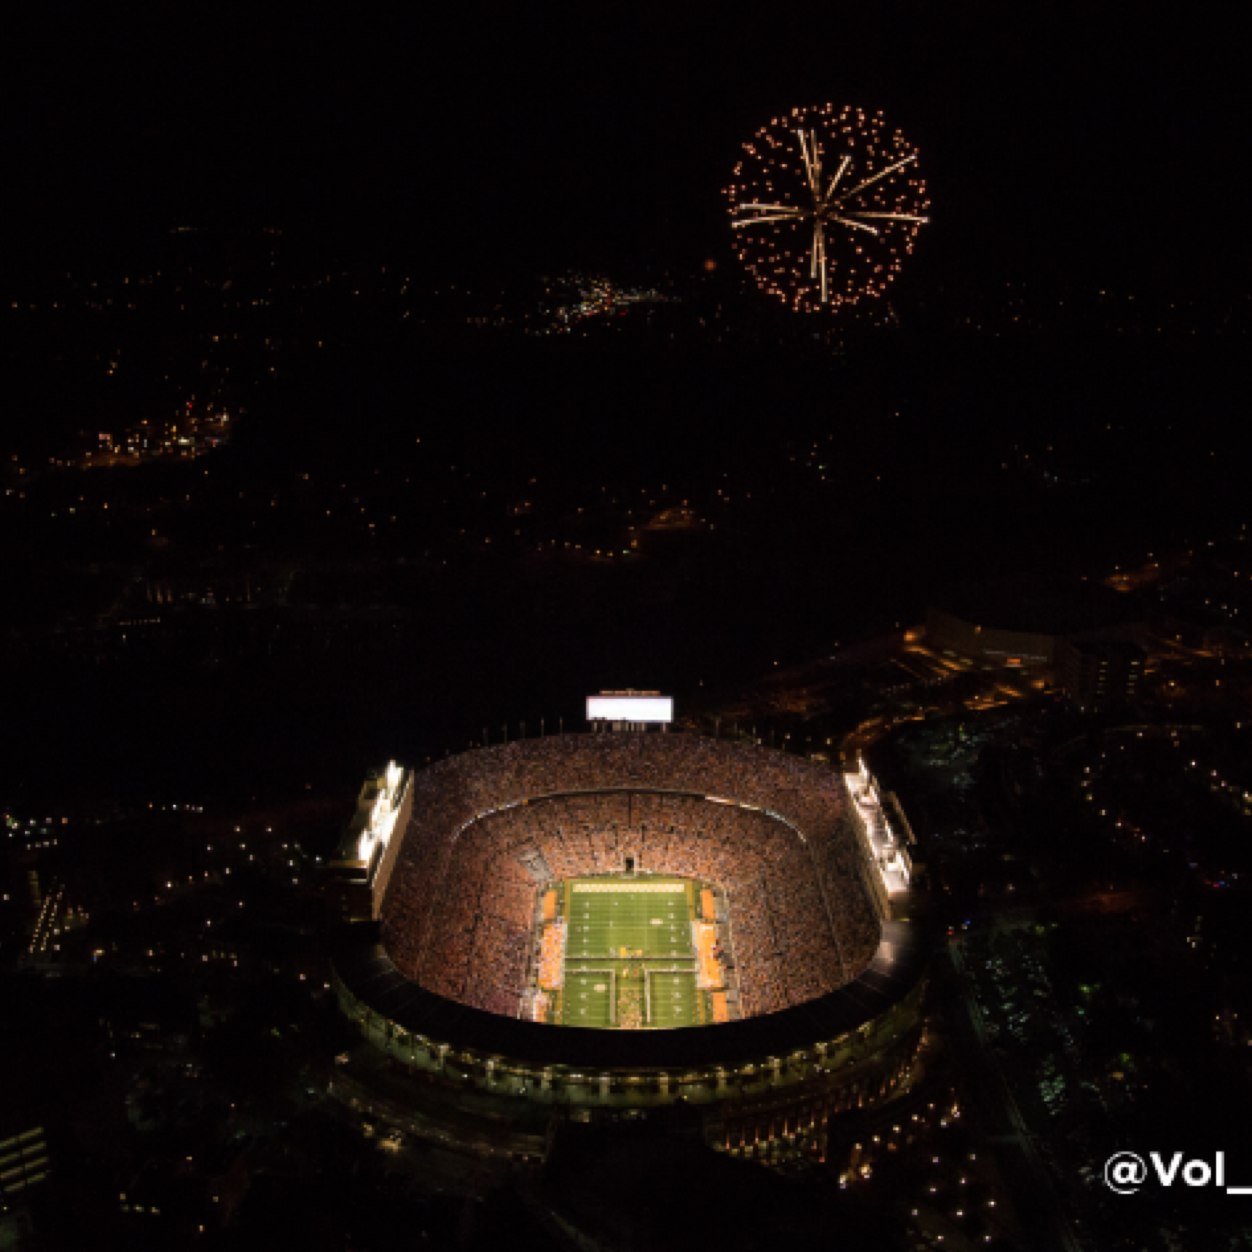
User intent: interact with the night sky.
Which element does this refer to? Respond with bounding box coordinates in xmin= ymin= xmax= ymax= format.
xmin=3 ymin=3 xmax=1248 ymax=289
xmin=4 ymin=17 xmax=1252 ymax=1246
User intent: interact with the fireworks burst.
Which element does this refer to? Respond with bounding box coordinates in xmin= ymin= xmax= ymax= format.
xmin=726 ymin=104 xmax=929 ymax=312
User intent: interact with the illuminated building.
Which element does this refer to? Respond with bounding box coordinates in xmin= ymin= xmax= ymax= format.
xmin=926 ymin=606 xmax=1056 ymax=667
xmin=927 ymin=583 xmax=1143 ymax=670
xmin=1055 ymin=637 xmax=1146 ymax=712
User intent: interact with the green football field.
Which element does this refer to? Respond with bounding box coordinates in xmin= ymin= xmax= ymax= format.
xmin=552 ymin=876 xmax=710 ymax=1029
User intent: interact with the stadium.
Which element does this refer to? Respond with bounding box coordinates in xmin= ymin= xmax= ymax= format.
xmin=329 ymin=696 xmax=929 ymax=1161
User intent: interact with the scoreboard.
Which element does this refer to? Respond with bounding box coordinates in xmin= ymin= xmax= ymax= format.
xmin=586 ymin=691 xmax=674 ymax=724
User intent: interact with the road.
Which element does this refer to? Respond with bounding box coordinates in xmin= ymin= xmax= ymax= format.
xmin=939 ymin=942 xmax=1086 ymax=1252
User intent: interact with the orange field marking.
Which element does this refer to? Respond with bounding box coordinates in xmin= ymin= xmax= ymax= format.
xmin=695 ymin=921 xmax=722 ymax=989
xmin=538 ymin=922 xmax=565 ymax=990
xmin=700 ymin=888 xmax=716 ymax=922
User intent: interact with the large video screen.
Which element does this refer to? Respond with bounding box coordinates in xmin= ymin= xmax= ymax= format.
xmin=586 ymin=695 xmax=674 ymax=723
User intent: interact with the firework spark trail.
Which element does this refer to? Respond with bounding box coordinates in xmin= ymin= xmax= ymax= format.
xmin=726 ymin=104 xmax=929 ymax=311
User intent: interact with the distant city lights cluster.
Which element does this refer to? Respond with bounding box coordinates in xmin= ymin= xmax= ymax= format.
xmin=533 ymin=271 xmax=669 ymax=335
xmin=85 ymin=401 xmax=232 ymax=469
xmin=726 ymin=104 xmax=929 ymax=312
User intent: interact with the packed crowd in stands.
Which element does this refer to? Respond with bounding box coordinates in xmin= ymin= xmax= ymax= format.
xmin=380 ymin=733 xmax=882 ymax=1021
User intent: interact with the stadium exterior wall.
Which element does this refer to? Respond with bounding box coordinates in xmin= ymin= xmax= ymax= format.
xmin=331 ymin=954 xmax=924 ymax=1114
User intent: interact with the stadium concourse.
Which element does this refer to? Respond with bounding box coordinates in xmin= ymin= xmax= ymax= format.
xmin=330 ymin=730 xmax=929 ymax=1163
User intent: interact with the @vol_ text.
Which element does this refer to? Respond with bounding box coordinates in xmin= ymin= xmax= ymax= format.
xmin=1104 ymin=1151 xmax=1252 ymax=1196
